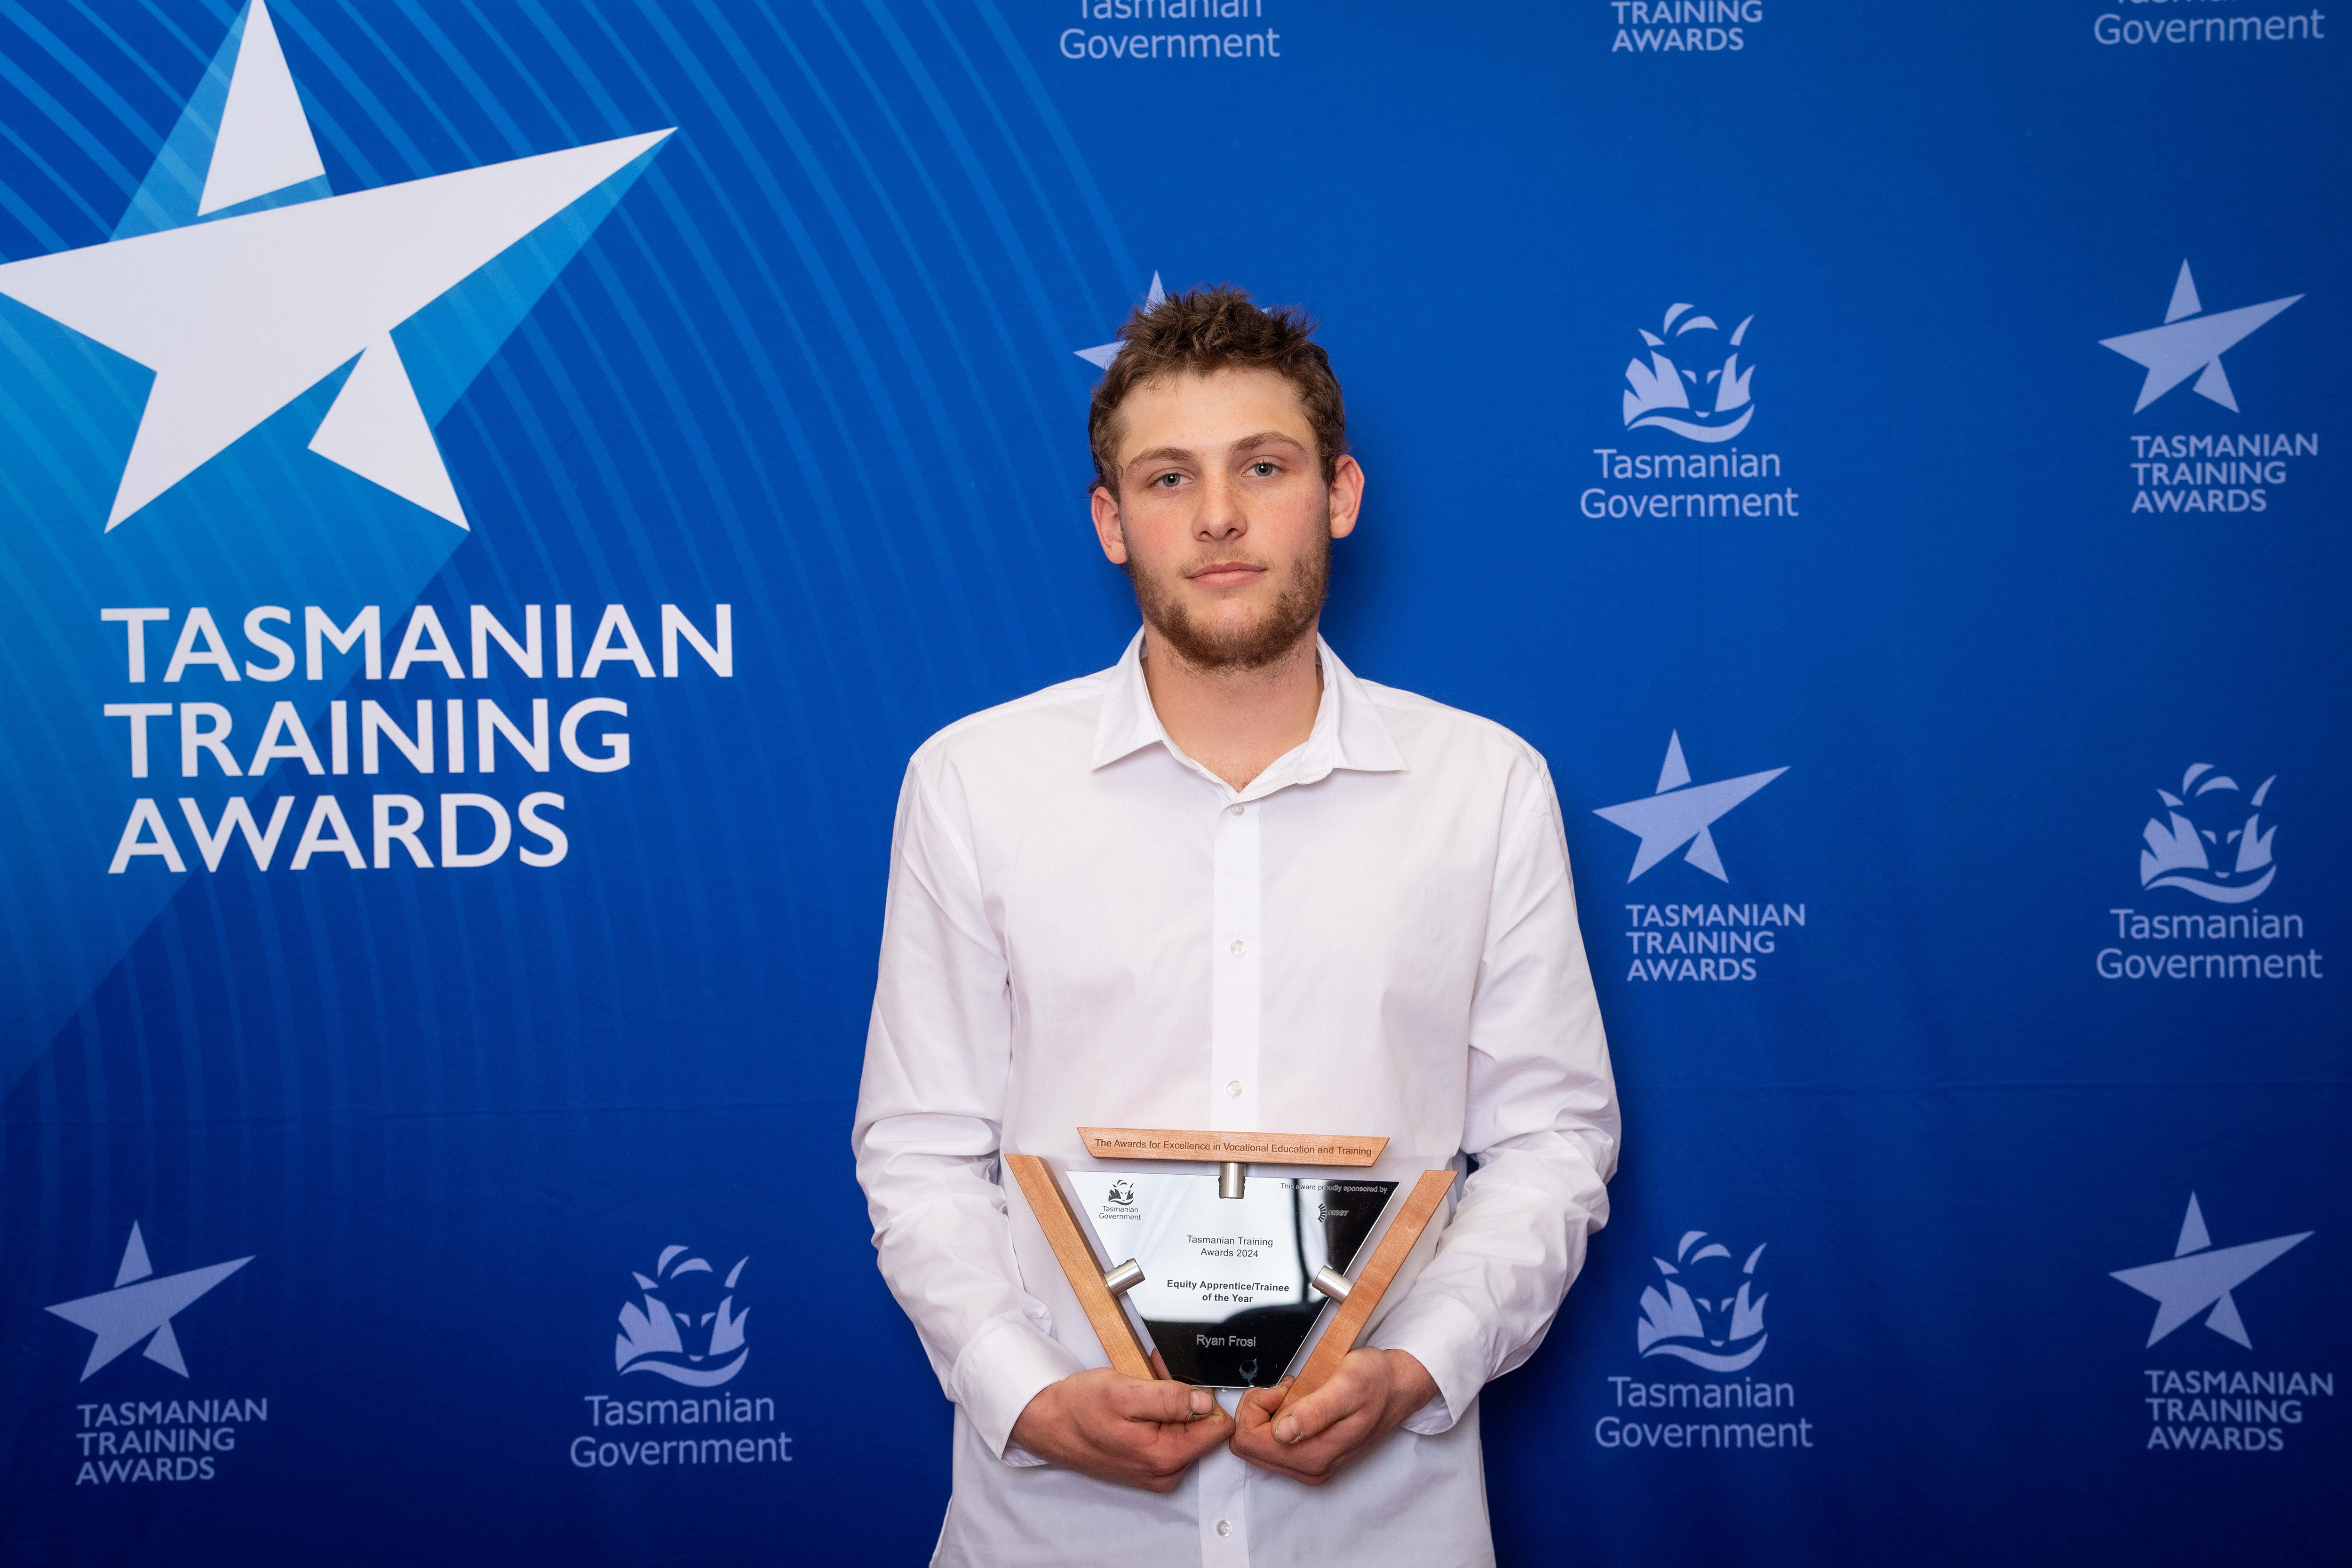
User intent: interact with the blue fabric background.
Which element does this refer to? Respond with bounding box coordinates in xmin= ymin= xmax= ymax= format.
xmin=0 ymin=1 xmax=2342 ymax=1561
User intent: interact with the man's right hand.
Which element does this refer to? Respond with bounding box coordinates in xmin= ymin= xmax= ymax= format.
xmin=1008 ymin=1368 xmax=1233 ymax=1492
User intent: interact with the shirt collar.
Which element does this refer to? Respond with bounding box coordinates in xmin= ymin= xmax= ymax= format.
xmin=1089 ymin=628 xmax=1408 ymax=785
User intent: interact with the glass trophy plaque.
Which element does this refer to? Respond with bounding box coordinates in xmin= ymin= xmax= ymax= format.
xmin=1063 ymin=1171 xmax=1398 ymax=1388
xmin=1005 ymin=1129 xmax=1457 ymax=1404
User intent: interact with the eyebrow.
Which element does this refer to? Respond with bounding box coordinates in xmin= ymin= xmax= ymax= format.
xmin=1121 ymin=431 xmax=1308 ymax=472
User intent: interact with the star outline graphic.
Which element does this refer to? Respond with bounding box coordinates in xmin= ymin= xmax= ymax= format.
xmin=44 ymin=1222 xmax=254 ymax=1382
xmin=2098 ymin=261 xmax=2301 ymax=416
xmin=1593 ymin=731 xmax=1788 ymax=884
xmin=2109 ymin=1193 xmax=2312 ymax=1351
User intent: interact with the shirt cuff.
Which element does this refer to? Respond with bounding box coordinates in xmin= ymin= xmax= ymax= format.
xmin=1368 ymin=1292 xmax=1490 ymax=1436
xmin=951 ymin=1311 xmax=1088 ymax=1462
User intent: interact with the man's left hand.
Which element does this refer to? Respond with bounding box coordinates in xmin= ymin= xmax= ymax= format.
xmin=1228 ymin=1348 xmax=1438 ymax=1486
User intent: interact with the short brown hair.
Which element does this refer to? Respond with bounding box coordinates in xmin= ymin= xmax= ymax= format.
xmin=1087 ymin=284 xmax=1347 ymax=494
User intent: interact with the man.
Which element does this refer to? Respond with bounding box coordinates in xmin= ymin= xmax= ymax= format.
xmin=853 ymin=287 xmax=1618 ymax=1566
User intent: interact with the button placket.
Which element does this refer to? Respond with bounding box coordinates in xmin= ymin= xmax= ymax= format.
xmin=1195 ymin=1415 xmax=1250 ymax=1563
xmin=1209 ymin=795 xmax=1261 ymax=1131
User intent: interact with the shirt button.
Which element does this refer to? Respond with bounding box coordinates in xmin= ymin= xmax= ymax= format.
xmin=1225 ymin=1080 xmax=1243 ymax=1097
xmin=1216 ymin=1520 xmax=1233 ymax=1537
xmin=1227 ymin=804 xmax=1244 ymax=816
xmin=1230 ymin=939 xmax=1246 ymax=957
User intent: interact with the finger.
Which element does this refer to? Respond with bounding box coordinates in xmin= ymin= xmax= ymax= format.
xmin=1232 ymin=1385 xmax=1285 ymax=1425
xmin=1168 ymin=1403 xmax=1236 ymax=1461
xmin=1232 ymin=1400 xmax=1351 ymax=1464
xmin=1130 ymin=1420 xmax=1232 ymax=1492
xmin=1112 ymin=1376 xmax=1216 ymax=1425
xmin=1227 ymin=1417 xmax=1289 ymax=1471
xmin=1125 ymin=1399 xmax=1231 ymax=1466
xmin=1228 ymin=1427 xmax=1334 ymax=1485
xmin=1242 ymin=1410 xmax=1379 ymax=1485
xmin=1273 ymin=1376 xmax=1366 ymax=1446
xmin=1237 ymin=1451 xmax=1326 ymax=1486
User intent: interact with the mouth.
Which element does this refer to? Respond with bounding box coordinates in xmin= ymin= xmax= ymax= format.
xmin=1184 ymin=560 xmax=1267 ymax=589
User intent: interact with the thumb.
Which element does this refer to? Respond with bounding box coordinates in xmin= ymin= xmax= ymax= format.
xmin=1126 ymin=1378 xmax=1219 ymax=1424
xmin=1272 ymin=1380 xmax=1349 ymax=1445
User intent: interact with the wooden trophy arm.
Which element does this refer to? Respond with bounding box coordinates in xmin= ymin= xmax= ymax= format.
xmin=1279 ymin=1167 xmax=1457 ymax=1409
xmin=1003 ymin=1154 xmax=1158 ymax=1382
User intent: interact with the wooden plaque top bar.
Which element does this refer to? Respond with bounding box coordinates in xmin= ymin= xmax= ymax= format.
xmin=1076 ymin=1127 xmax=1389 ymax=1167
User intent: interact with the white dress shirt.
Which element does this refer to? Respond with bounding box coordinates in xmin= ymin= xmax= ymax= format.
xmin=853 ymin=631 xmax=1619 ymax=1568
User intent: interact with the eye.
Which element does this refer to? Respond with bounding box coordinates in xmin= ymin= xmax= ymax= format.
xmin=1152 ymin=470 xmax=1185 ymax=488
xmin=1246 ymin=460 xmax=1278 ymax=477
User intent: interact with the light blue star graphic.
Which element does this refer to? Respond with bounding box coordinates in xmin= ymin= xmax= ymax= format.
xmin=1593 ymin=732 xmax=1787 ymax=883
xmin=2109 ymin=1194 xmax=2311 ymax=1349
xmin=2098 ymin=262 xmax=2301 ymax=414
xmin=1076 ymin=272 xmax=1166 ymax=368
xmin=0 ymin=0 xmax=670 ymax=532
xmin=0 ymin=0 xmax=677 ymax=1099
xmin=45 ymin=1223 xmax=253 ymax=1381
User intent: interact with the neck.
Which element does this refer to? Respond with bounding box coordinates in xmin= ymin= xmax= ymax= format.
xmin=1139 ymin=624 xmax=1324 ymax=792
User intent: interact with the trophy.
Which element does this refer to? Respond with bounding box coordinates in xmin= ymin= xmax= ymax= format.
xmin=1007 ymin=1129 xmax=1454 ymax=1403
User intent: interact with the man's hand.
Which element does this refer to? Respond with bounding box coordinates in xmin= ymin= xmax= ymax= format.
xmin=1009 ymin=1368 xmax=1234 ymax=1492
xmin=1228 ymin=1348 xmax=1438 ymax=1487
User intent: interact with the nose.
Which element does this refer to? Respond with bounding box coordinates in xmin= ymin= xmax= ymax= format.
xmin=1193 ymin=467 xmax=1246 ymax=542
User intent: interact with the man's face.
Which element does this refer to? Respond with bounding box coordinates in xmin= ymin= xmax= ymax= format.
xmin=1091 ymin=367 xmax=1362 ymax=671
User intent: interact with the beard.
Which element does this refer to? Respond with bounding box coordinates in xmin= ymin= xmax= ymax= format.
xmin=1127 ymin=529 xmax=1331 ymax=673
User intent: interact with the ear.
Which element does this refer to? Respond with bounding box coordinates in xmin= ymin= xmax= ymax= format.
xmin=1090 ymin=484 xmax=1129 ymax=565
xmin=1327 ymin=454 xmax=1364 ymax=541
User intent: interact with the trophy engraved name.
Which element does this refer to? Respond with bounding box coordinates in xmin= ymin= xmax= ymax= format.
xmin=1007 ymin=1129 xmax=1455 ymax=1403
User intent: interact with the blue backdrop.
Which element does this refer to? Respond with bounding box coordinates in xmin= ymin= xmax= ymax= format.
xmin=0 ymin=1 xmax=2343 ymax=1563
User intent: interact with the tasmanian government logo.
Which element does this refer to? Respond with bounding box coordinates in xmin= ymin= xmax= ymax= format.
xmin=616 ymin=1245 xmax=750 ymax=1386
xmin=1623 ymin=303 xmax=1756 ymax=442
xmin=1597 ymin=732 xmax=1804 ymax=982
xmin=2139 ymin=763 xmax=2275 ymax=903
xmin=1638 ymin=1230 xmax=1769 ymax=1370
xmin=2099 ymin=263 xmax=2317 ymax=517
xmin=576 ymin=1242 xmax=794 ymax=1475
xmin=44 ymin=1222 xmax=267 ymax=1486
xmin=2108 ymin=1194 xmax=2329 ymax=1453
xmin=0 ymin=0 xmax=670 ymax=533
xmin=1597 ymin=1225 xmax=1811 ymax=1452
xmin=2098 ymin=762 xmax=2321 ymax=982
xmin=1587 ymin=303 xmax=1796 ymax=521
xmin=1095 ymin=1175 xmax=1143 ymax=1222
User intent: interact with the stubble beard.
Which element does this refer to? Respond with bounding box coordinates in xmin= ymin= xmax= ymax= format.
xmin=1127 ymin=528 xmax=1332 ymax=674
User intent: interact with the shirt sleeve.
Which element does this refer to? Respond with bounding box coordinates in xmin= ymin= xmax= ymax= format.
xmin=851 ymin=751 xmax=1083 ymax=1462
xmin=1368 ymin=755 xmax=1621 ymax=1432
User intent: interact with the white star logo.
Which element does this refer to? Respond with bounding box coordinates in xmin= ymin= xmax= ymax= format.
xmin=1075 ymin=272 xmax=1165 ymax=368
xmin=2109 ymin=1194 xmax=2311 ymax=1349
xmin=45 ymin=1222 xmax=252 ymax=1381
xmin=2098 ymin=261 xmax=2301 ymax=415
xmin=1593 ymin=732 xmax=1786 ymax=883
xmin=0 ymin=0 xmax=670 ymax=532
